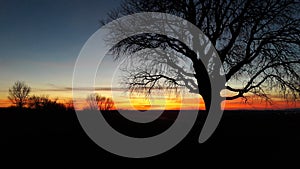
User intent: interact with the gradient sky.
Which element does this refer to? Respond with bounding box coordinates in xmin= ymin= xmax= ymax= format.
xmin=0 ymin=0 xmax=298 ymax=110
xmin=0 ymin=0 xmax=121 ymax=104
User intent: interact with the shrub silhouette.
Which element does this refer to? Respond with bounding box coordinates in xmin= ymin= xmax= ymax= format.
xmin=29 ymin=95 xmax=66 ymax=111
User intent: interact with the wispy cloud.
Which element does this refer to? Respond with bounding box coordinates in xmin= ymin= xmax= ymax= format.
xmin=34 ymin=83 xmax=126 ymax=92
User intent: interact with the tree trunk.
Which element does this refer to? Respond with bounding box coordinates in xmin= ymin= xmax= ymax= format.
xmin=192 ymin=84 xmax=212 ymax=140
xmin=182 ymin=59 xmax=213 ymax=143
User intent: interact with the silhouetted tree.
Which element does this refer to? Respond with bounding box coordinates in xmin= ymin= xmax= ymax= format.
xmin=86 ymin=93 xmax=100 ymax=110
xmin=105 ymin=0 xmax=300 ymax=111
xmin=86 ymin=93 xmax=114 ymax=110
xmin=8 ymin=81 xmax=31 ymax=108
xmin=100 ymin=97 xmax=114 ymax=111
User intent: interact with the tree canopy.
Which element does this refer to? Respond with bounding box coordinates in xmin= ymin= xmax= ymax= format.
xmin=104 ymin=0 xmax=300 ymax=110
xmin=8 ymin=81 xmax=31 ymax=108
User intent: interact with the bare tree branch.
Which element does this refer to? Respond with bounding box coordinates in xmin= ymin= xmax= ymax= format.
xmin=103 ymin=0 xmax=300 ymax=109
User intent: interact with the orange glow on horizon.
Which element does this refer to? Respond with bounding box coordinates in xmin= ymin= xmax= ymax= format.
xmin=1 ymin=82 xmax=298 ymax=110
xmin=0 ymin=95 xmax=299 ymax=110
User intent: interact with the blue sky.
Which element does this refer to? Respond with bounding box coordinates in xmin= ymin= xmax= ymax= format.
xmin=0 ymin=0 xmax=121 ymax=99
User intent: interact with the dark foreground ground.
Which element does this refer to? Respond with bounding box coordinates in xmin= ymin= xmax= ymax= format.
xmin=0 ymin=108 xmax=299 ymax=167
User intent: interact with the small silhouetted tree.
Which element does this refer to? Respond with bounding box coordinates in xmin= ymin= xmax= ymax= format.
xmin=86 ymin=93 xmax=114 ymax=110
xmin=86 ymin=93 xmax=100 ymax=110
xmin=8 ymin=81 xmax=31 ymax=108
xmin=100 ymin=97 xmax=114 ymax=111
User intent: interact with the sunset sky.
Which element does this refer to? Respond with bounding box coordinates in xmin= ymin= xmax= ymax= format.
xmin=0 ymin=0 xmax=299 ymax=110
xmin=0 ymin=0 xmax=121 ymax=107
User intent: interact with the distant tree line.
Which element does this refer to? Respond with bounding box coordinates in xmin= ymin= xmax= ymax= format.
xmin=8 ymin=81 xmax=74 ymax=111
xmin=8 ymin=81 xmax=114 ymax=111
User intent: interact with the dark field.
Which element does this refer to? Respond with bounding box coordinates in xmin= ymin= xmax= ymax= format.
xmin=0 ymin=108 xmax=299 ymax=167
